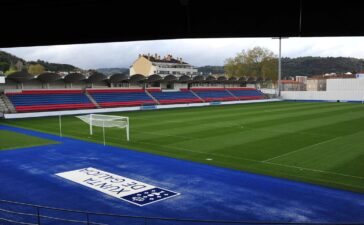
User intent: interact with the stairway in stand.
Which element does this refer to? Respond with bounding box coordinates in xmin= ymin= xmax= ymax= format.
xmin=0 ymin=94 xmax=16 ymax=113
xmin=189 ymin=90 xmax=205 ymax=102
xmin=85 ymin=91 xmax=101 ymax=108
xmin=145 ymin=90 xmax=160 ymax=104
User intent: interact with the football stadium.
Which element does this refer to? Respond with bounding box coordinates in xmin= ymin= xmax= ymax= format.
xmin=1 ymin=1 xmax=364 ymax=225
xmin=1 ymin=72 xmax=364 ymax=224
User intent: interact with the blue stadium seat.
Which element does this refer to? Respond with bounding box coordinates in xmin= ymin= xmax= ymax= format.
xmin=149 ymin=90 xmax=202 ymax=104
xmin=191 ymin=88 xmax=237 ymax=102
xmin=227 ymin=88 xmax=264 ymax=100
xmin=88 ymin=89 xmax=156 ymax=107
xmin=6 ymin=90 xmax=95 ymax=112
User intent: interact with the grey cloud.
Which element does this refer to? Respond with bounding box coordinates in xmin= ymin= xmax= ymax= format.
xmin=1 ymin=37 xmax=364 ymax=69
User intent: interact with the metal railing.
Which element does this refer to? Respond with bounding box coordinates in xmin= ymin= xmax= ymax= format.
xmin=0 ymin=199 xmax=363 ymax=225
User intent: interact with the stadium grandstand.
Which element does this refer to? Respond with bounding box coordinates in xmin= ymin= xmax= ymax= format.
xmin=0 ymin=71 xmax=267 ymax=113
xmin=1 ymin=1 xmax=364 ymax=225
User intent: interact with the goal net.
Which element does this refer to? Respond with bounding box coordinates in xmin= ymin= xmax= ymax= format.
xmin=76 ymin=114 xmax=129 ymax=143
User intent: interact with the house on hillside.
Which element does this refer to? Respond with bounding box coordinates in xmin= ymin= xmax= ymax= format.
xmin=306 ymin=78 xmax=326 ymax=91
xmin=130 ymin=54 xmax=198 ymax=78
xmin=280 ymin=80 xmax=305 ymax=91
xmin=295 ymin=76 xmax=307 ymax=84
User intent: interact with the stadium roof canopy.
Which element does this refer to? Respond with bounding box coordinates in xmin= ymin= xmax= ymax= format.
xmin=37 ymin=73 xmax=62 ymax=83
xmin=6 ymin=72 xmax=34 ymax=82
xmin=130 ymin=74 xmax=146 ymax=83
xmin=193 ymin=75 xmax=205 ymax=82
xmin=0 ymin=0 xmax=363 ymax=48
xmin=87 ymin=72 xmax=108 ymax=82
xmin=109 ymin=73 xmax=129 ymax=83
xmin=147 ymin=74 xmax=162 ymax=83
xmin=247 ymin=77 xmax=257 ymax=83
xmin=205 ymin=75 xmax=217 ymax=83
xmin=217 ymin=76 xmax=227 ymax=82
xmin=64 ymin=73 xmax=86 ymax=82
xmin=163 ymin=75 xmax=178 ymax=83
xmin=179 ymin=75 xmax=191 ymax=83
xmin=238 ymin=77 xmax=247 ymax=82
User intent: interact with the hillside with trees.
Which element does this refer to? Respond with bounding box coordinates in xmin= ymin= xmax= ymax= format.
xmin=2 ymin=49 xmax=364 ymax=78
xmin=224 ymin=47 xmax=278 ymax=79
xmin=197 ymin=66 xmax=225 ymax=76
xmin=0 ymin=51 xmax=79 ymax=75
xmin=281 ymin=57 xmax=364 ymax=76
xmin=28 ymin=60 xmax=78 ymax=73
xmin=0 ymin=51 xmax=26 ymax=74
xmin=223 ymin=47 xmax=364 ymax=79
xmin=96 ymin=68 xmax=129 ymax=75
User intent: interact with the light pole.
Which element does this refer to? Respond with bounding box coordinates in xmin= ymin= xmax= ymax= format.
xmin=278 ymin=37 xmax=282 ymax=97
xmin=273 ymin=37 xmax=287 ymax=97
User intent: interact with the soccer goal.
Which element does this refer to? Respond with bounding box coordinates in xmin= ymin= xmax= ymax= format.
xmin=76 ymin=114 xmax=129 ymax=144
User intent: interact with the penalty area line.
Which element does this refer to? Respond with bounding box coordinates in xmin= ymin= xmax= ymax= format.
xmin=136 ymin=140 xmax=364 ymax=181
xmin=262 ymin=161 xmax=364 ymax=180
xmin=262 ymin=136 xmax=342 ymax=162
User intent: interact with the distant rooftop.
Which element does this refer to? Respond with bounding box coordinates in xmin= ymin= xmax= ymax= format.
xmin=309 ymin=73 xmax=356 ymax=79
xmin=139 ymin=54 xmax=188 ymax=64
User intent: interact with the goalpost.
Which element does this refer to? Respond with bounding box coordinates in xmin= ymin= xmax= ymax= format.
xmin=76 ymin=114 xmax=130 ymax=145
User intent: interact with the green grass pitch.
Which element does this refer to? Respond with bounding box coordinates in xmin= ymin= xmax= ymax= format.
xmin=1 ymin=101 xmax=364 ymax=193
xmin=0 ymin=130 xmax=58 ymax=150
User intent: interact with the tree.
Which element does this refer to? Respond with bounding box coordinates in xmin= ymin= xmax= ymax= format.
xmin=0 ymin=62 xmax=9 ymax=72
xmin=4 ymin=68 xmax=17 ymax=75
xmin=15 ymin=60 xmax=24 ymax=71
xmin=224 ymin=47 xmax=278 ymax=80
xmin=28 ymin=63 xmax=45 ymax=75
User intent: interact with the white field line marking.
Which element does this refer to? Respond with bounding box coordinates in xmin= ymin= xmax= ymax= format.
xmin=135 ymin=140 xmax=364 ymax=181
xmin=235 ymin=125 xmax=331 ymax=138
xmin=263 ymin=136 xmax=342 ymax=162
xmin=55 ymin=128 xmax=364 ymax=181
xmin=131 ymin=102 xmax=340 ymax=127
xmin=263 ymin=161 xmax=364 ymax=180
xmin=132 ymin=129 xmax=198 ymax=140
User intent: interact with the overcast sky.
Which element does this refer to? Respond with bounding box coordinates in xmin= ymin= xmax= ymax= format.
xmin=1 ymin=37 xmax=363 ymax=70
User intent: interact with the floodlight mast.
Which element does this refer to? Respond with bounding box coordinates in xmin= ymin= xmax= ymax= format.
xmin=273 ymin=37 xmax=288 ymax=97
xmin=278 ymin=37 xmax=282 ymax=97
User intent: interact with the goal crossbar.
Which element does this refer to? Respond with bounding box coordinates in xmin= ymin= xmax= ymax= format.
xmin=76 ymin=114 xmax=130 ymax=143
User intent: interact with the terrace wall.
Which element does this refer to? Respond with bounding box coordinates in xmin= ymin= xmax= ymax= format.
xmin=4 ymin=99 xmax=282 ymax=119
xmin=281 ymin=91 xmax=364 ymax=102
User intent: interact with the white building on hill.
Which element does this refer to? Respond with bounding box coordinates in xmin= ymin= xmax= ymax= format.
xmin=129 ymin=54 xmax=198 ymax=77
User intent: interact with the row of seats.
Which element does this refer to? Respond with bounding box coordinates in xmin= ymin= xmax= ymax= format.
xmin=5 ymin=88 xmax=264 ymax=112
xmin=88 ymin=89 xmax=155 ymax=107
xmin=6 ymin=90 xmax=96 ymax=112
xmin=190 ymin=88 xmax=237 ymax=102
xmin=227 ymin=88 xmax=264 ymax=100
xmin=148 ymin=89 xmax=202 ymax=104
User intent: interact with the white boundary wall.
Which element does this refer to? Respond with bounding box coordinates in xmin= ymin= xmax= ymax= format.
xmin=260 ymin=88 xmax=276 ymax=95
xmin=281 ymin=91 xmax=364 ymax=102
xmin=281 ymin=78 xmax=364 ymax=101
xmin=4 ymin=99 xmax=282 ymax=119
xmin=327 ymin=79 xmax=364 ymax=91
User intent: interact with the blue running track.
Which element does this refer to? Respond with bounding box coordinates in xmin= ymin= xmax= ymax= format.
xmin=0 ymin=125 xmax=364 ymax=224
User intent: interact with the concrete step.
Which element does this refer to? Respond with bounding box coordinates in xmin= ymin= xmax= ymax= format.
xmin=145 ymin=90 xmax=160 ymax=104
xmin=190 ymin=90 xmax=205 ymax=102
xmin=0 ymin=94 xmax=17 ymax=113
xmin=85 ymin=91 xmax=101 ymax=108
xmin=225 ymin=89 xmax=239 ymax=100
